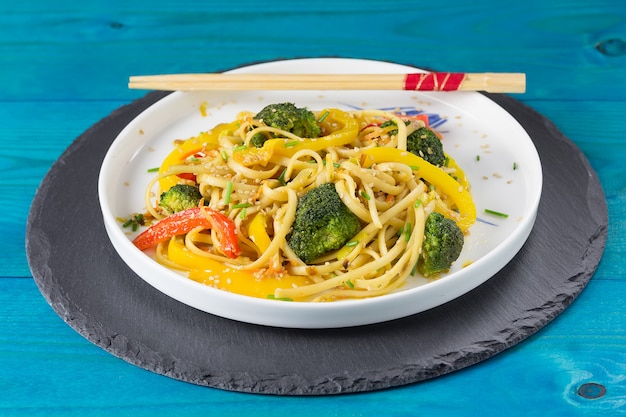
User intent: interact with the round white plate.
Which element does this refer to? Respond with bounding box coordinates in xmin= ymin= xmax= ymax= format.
xmin=98 ymin=58 xmax=542 ymax=328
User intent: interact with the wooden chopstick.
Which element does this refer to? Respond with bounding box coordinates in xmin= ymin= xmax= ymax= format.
xmin=128 ymin=72 xmax=526 ymax=93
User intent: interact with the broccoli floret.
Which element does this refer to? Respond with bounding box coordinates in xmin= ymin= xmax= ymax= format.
xmin=249 ymin=132 xmax=269 ymax=148
xmin=159 ymin=184 xmax=204 ymax=215
xmin=287 ymin=183 xmax=361 ymax=263
xmin=418 ymin=212 xmax=464 ymax=277
xmin=407 ymin=127 xmax=446 ymax=166
xmin=252 ymin=102 xmax=321 ymax=147
xmin=379 ymin=121 xmax=445 ymax=166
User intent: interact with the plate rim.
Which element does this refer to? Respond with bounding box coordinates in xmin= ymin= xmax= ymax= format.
xmin=98 ymin=57 xmax=543 ymax=328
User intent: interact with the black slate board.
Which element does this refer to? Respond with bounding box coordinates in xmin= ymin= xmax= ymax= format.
xmin=26 ymin=90 xmax=607 ymax=395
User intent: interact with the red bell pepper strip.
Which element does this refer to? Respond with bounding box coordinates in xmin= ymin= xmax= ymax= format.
xmin=132 ymin=207 xmax=240 ymax=258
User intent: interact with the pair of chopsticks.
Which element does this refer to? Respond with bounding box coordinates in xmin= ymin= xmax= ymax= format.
xmin=128 ymin=72 xmax=526 ymax=93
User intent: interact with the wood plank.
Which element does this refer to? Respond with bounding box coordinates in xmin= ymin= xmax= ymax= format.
xmin=1 ymin=277 xmax=623 ymax=415
xmin=0 ymin=2 xmax=625 ymax=101
xmin=0 ymin=100 xmax=125 ymax=277
xmin=2 ymin=1 xmax=624 ymax=415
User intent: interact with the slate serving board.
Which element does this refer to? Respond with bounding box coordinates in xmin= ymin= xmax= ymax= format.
xmin=26 ymin=89 xmax=607 ymax=395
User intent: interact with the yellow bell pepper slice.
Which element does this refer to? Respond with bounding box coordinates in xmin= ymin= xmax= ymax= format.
xmin=166 ymin=237 xmax=311 ymax=300
xmin=445 ymin=153 xmax=470 ymax=192
xmin=158 ymin=121 xmax=240 ymax=193
xmin=248 ymin=212 xmax=272 ymax=253
xmin=361 ymin=147 xmax=476 ymax=231
xmin=230 ymin=139 xmax=278 ymax=167
xmin=335 ymin=230 xmax=369 ymax=261
xmin=232 ymin=108 xmax=359 ymax=167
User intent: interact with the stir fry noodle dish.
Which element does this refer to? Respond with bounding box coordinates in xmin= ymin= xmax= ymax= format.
xmin=124 ymin=102 xmax=477 ymax=302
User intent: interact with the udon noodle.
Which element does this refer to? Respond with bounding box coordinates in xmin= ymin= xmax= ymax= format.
xmin=131 ymin=105 xmax=476 ymax=302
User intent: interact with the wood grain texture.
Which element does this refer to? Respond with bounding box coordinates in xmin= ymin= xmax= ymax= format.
xmin=1 ymin=278 xmax=624 ymax=416
xmin=0 ymin=101 xmax=125 ymax=276
xmin=0 ymin=1 xmax=624 ymax=101
xmin=2 ymin=0 xmax=626 ymax=415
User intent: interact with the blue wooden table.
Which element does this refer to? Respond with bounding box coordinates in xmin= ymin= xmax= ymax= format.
xmin=3 ymin=1 xmax=625 ymax=415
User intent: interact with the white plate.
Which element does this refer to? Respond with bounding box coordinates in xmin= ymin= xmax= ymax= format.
xmin=98 ymin=58 xmax=542 ymax=328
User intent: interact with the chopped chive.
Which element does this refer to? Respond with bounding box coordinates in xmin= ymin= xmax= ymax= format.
xmin=409 ymin=165 xmax=420 ymax=171
xmin=404 ymin=222 xmax=412 ymax=241
xmin=345 ymin=279 xmax=355 ymax=289
xmin=278 ymin=169 xmax=287 ymax=186
xmin=224 ymin=181 xmax=233 ymax=204
xmin=444 ymin=156 xmax=450 ymax=167
xmin=317 ymin=110 xmax=330 ymax=123
xmin=147 ymin=167 xmax=160 ymax=173
xmin=284 ymin=140 xmax=300 ymax=148
xmin=121 ymin=213 xmax=144 ymax=230
xmin=476 ymin=155 xmax=480 ymax=161
xmin=232 ymin=203 xmax=252 ymax=209
xmin=513 ymin=162 xmax=518 ymax=170
xmin=345 ymin=240 xmax=359 ymax=247
xmin=333 ymin=162 xmax=341 ymax=168
xmin=220 ymin=149 xmax=228 ymax=162
xmin=484 ymin=208 xmax=509 ymax=218
xmin=240 ymin=207 xmax=247 ymax=219
xmin=188 ymin=157 xmax=199 ymax=162
xmin=267 ymin=294 xmax=293 ymax=302
xmin=233 ymin=144 xmax=247 ymax=151
xmin=411 ymin=261 xmax=419 ymax=275
xmin=360 ymin=191 xmax=371 ymax=200
xmin=414 ymin=199 xmax=422 ymax=208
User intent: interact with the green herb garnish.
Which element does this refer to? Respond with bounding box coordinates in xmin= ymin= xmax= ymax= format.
xmin=224 ymin=181 xmax=233 ymax=204
xmin=121 ymin=213 xmax=145 ymax=232
xmin=267 ymin=294 xmax=294 ymax=302
xmin=484 ymin=208 xmax=509 ymax=218
xmin=278 ymin=169 xmax=287 ymax=186
xmin=317 ymin=110 xmax=330 ymax=123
